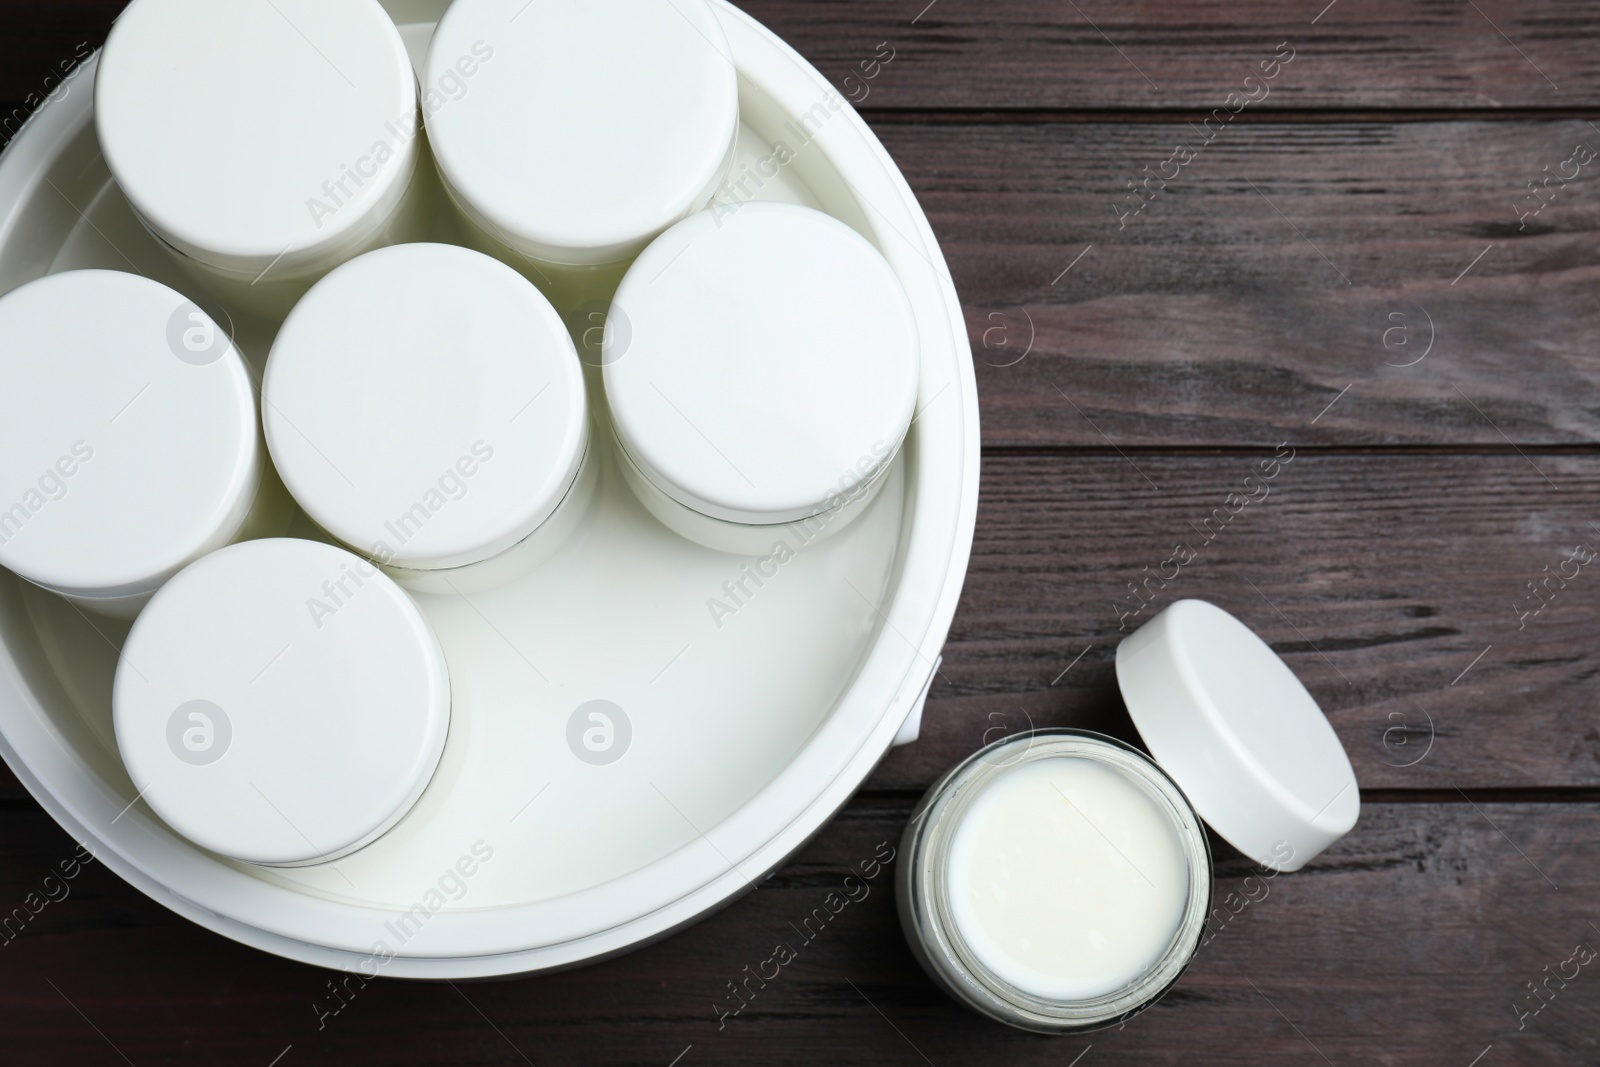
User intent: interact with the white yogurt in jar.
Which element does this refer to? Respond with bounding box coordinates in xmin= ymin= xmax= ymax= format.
xmin=897 ymin=731 xmax=1213 ymax=1033
xmin=945 ymin=756 xmax=1191 ymax=1002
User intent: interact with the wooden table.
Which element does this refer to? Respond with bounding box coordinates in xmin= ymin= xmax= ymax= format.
xmin=4 ymin=2 xmax=1599 ymax=1063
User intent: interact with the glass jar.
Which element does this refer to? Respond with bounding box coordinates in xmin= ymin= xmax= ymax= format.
xmin=422 ymin=0 xmax=740 ymax=312
xmin=898 ymin=730 xmax=1213 ymax=1032
xmin=898 ymin=600 xmax=1363 ymax=1033
xmin=0 ymin=270 xmax=288 ymax=618
xmin=604 ymin=202 xmax=919 ymax=554
xmin=114 ymin=538 xmax=451 ymax=867
xmin=95 ymin=0 xmax=424 ymax=319
xmin=263 ymin=243 xmax=592 ymax=593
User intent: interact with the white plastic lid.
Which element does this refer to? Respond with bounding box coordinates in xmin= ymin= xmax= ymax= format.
xmin=96 ymin=0 xmax=419 ymax=276
xmin=263 ymin=244 xmax=587 ymax=571
xmin=0 ymin=271 xmax=259 ymax=601
xmin=114 ymin=538 xmax=451 ymax=867
xmin=425 ymin=0 xmax=739 ymax=266
xmin=1115 ymin=600 xmax=1360 ymax=872
xmin=605 ymin=203 xmax=920 ymax=526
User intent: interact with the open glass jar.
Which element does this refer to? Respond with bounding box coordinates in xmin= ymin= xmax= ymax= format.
xmin=900 ymin=731 xmax=1213 ymax=1032
xmin=898 ymin=600 xmax=1360 ymax=1032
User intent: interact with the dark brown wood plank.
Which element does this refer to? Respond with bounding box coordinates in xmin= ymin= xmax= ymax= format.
xmin=872 ymin=118 xmax=1600 ymax=448
xmin=1 ymin=798 xmax=1594 ymax=1065
xmin=735 ymin=0 xmax=1600 ymax=111
xmin=3 ymin=1 xmax=1600 ymax=114
xmin=879 ymin=451 xmax=1600 ymax=792
xmin=0 ymin=1 xmax=108 ymax=118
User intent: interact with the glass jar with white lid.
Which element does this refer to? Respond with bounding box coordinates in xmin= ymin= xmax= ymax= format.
xmin=422 ymin=0 xmax=741 ymax=313
xmin=263 ymin=243 xmax=593 ymax=593
xmin=114 ymin=538 xmax=451 ymax=867
xmin=898 ymin=600 xmax=1361 ymax=1032
xmin=604 ymin=202 xmax=920 ymax=555
xmin=95 ymin=0 xmax=425 ymax=319
xmin=0 ymin=270 xmax=289 ymax=619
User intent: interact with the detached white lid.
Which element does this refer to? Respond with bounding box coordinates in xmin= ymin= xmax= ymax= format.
xmin=114 ymin=539 xmax=451 ymax=867
xmin=425 ymin=0 xmax=739 ymax=266
xmin=264 ymin=243 xmax=587 ymax=571
xmin=605 ymin=203 xmax=920 ymax=526
xmin=96 ymin=0 xmax=418 ymax=276
xmin=0 ymin=271 xmax=259 ymax=601
xmin=1115 ymin=599 xmax=1359 ymax=872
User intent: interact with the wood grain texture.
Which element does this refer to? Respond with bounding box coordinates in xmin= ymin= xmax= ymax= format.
xmin=3 ymin=1 xmax=1600 ymax=111
xmin=871 ymin=119 xmax=1600 ymax=448
xmin=733 ymin=0 xmax=1600 ymax=111
xmin=877 ymin=453 xmax=1600 ymax=793
xmin=1 ymin=799 xmax=1595 ymax=1066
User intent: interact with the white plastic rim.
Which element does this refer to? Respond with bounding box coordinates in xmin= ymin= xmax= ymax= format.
xmin=0 ymin=0 xmax=979 ymax=977
xmin=606 ymin=203 xmax=919 ymax=527
xmin=263 ymin=243 xmax=588 ymax=571
xmin=95 ymin=0 xmax=420 ymax=277
xmin=0 ymin=270 xmax=259 ymax=604
xmin=114 ymin=539 xmax=451 ymax=867
xmin=425 ymin=0 xmax=740 ymax=266
xmin=1115 ymin=600 xmax=1361 ymax=872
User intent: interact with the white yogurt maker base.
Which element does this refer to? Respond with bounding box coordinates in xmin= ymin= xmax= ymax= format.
xmin=0 ymin=0 xmax=978 ymax=978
